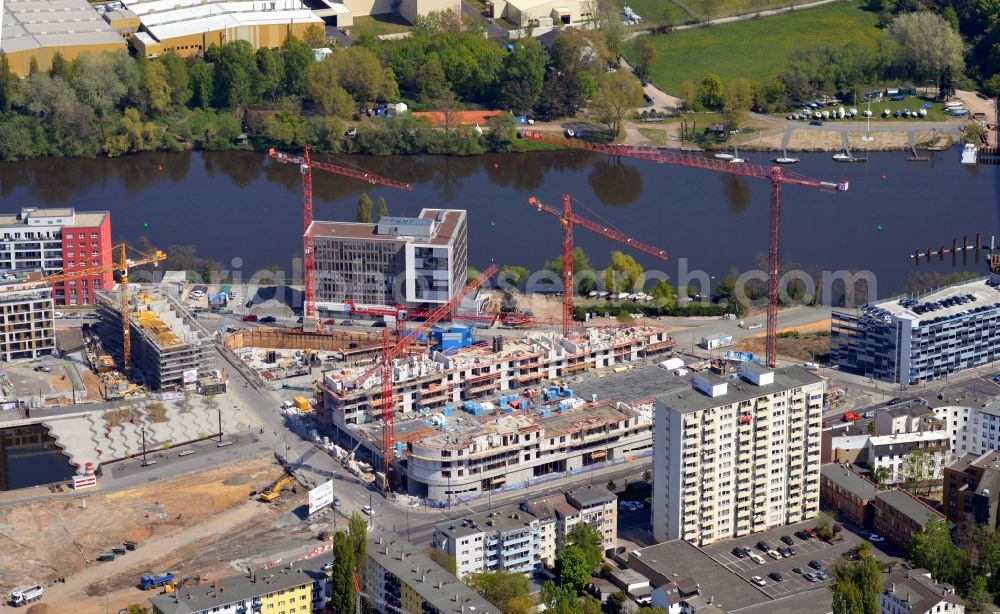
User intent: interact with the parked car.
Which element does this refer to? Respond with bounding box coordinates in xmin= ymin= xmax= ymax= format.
xmin=323 ymin=319 xmax=338 ymax=325
xmin=795 ymin=530 xmax=811 ymax=540
xmin=733 ymin=547 xmax=750 ymax=558
xmin=756 ymin=541 xmax=771 ymax=552
xmin=779 ymin=547 xmax=795 ymax=558
xmin=748 ymin=552 xmax=765 ymax=565
xmin=780 ymin=535 xmax=795 ymax=546
xmin=815 ymin=571 xmax=830 ymax=581
xmin=322 ymin=562 xmax=334 ymax=571
xmin=242 ymin=314 xmax=258 ymax=322
xmin=768 ymin=572 xmax=784 ymax=582
xmin=805 ymin=528 xmax=819 ymax=538
xmin=341 ymin=320 xmax=354 ymax=326
xmin=865 ymin=533 xmax=885 ymax=543
xmin=259 ymin=315 xmax=277 ymax=324
xmin=362 ymin=505 xmax=374 ymax=516
xmin=751 ymin=576 xmax=767 ymax=587
xmin=804 ymin=572 xmax=820 ymax=583
xmin=809 ymin=120 xmax=824 ymax=126
xmin=792 ymin=567 xmax=807 ymax=575
xmin=808 ymin=560 xmax=823 ymax=570
xmin=767 ymin=550 xmax=783 ymax=560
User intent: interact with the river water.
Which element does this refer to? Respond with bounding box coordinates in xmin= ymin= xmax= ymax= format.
xmin=0 ymin=147 xmax=997 ymax=299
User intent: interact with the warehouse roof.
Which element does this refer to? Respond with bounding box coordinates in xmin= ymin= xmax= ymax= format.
xmin=656 ymin=366 xmax=823 ymax=414
xmin=149 ymin=559 xmax=325 ymax=614
xmin=2 ymin=0 xmax=125 ymax=55
xmin=123 ymin=0 xmax=321 ymax=42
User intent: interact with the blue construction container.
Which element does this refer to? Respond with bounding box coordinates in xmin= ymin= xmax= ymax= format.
xmin=509 ymin=393 xmax=519 ymax=401
xmin=563 ymin=388 xmax=574 ymax=398
xmin=395 ymin=442 xmax=405 ymax=454
xmin=499 ymin=396 xmax=509 ymax=406
xmin=502 ymin=407 xmax=513 ymax=414
xmin=558 ymin=401 xmax=570 ymax=411
xmin=442 ymin=406 xmax=454 ymax=417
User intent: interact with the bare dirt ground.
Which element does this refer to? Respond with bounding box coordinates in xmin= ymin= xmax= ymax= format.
xmin=736 ymin=320 xmax=832 ymax=361
xmin=0 ymin=458 xmax=297 ymax=613
xmin=955 ymin=89 xmax=997 ymax=146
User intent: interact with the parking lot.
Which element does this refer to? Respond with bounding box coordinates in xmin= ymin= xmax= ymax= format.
xmin=701 ymin=518 xmax=894 ymax=599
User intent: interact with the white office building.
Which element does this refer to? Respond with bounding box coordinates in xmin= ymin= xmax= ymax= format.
xmin=863 ymin=431 xmax=953 ymax=485
xmin=652 ymin=364 xmax=825 ymax=545
xmin=880 ymin=568 xmax=964 ymax=614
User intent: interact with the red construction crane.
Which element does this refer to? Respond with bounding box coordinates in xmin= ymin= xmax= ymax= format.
xmin=522 ymin=131 xmax=849 ymax=367
xmin=267 ymin=146 xmax=413 ymax=333
xmin=354 ymin=263 xmax=499 ymax=492
xmin=527 ymin=193 xmax=668 ymax=337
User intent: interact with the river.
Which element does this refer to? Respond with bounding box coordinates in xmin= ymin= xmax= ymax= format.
xmin=0 ymin=148 xmax=997 ymax=298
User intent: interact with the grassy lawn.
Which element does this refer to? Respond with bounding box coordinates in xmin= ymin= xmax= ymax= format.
xmin=604 ymin=0 xmax=799 ymax=26
xmin=348 ymin=15 xmax=413 ymax=37
xmin=627 ymin=2 xmax=881 ymax=95
xmin=638 ymin=128 xmax=669 ymax=144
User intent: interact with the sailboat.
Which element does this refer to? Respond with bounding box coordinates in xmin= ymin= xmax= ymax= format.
xmin=772 ymin=149 xmax=799 ymax=164
xmin=833 ymin=150 xmax=853 ymax=162
xmin=729 ymin=143 xmax=745 ymax=163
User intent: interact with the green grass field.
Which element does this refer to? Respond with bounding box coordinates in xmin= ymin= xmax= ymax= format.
xmin=348 ymin=15 xmax=413 ymax=37
xmin=627 ymin=2 xmax=881 ymax=94
xmin=604 ymin=0 xmax=801 ymax=26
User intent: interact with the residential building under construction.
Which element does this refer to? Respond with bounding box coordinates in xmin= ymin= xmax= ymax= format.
xmin=321 ymin=325 xmax=674 ymax=428
xmin=0 ymin=284 xmax=54 ymax=361
xmin=95 ymin=287 xmax=212 ymax=390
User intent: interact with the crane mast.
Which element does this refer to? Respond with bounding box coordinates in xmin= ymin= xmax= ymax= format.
xmin=528 ymin=194 xmax=667 ymax=337
xmin=267 ymin=146 xmax=413 ymax=333
xmin=522 ymin=132 xmax=846 ymax=366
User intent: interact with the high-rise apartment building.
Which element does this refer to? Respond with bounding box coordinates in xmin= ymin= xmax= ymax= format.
xmin=311 ymin=209 xmax=467 ymax=310
xmin=0 ymin=208 xmax=112 ymax=305
xmin=652 ymin=363 xmax=825 ymax=545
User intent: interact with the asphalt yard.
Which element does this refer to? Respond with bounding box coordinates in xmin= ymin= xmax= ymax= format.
xmin=701 ymin=518 xmax=893 ymax=599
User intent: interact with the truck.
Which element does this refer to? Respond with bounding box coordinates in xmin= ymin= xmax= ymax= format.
xmin=140 ymin=572 xmax=175 ymax=590
xmin=10 ymin=584 xmax=43 ymax=606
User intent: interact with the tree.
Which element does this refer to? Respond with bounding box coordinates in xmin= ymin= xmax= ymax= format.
xmin=303 ymin=23 xmax=327 ymax=47
xmin=832 ymin=557 xmax=880 ymax=614
xmin=160 ymin=52 xmax=190 ymax=107
xmin=596 ymin=9 xmax=629 ymax=64
xmin=591 ymin=71 xmax=643 ymax=138
xmin=338 ymin=47 xmax=393 ymax=106
xmin=939 ymin=67 xmax=956 ymax=99
xmin=697 ymin=73 xmax=725 ymax=109
xmin=466 ymin=570 xmax=531 ymax=614
xmin=886 ymin=12 xmax=964 ymax=84
xmin=356 ymin=193 xmax=374 ymax=223
xmin=425 ymin=546 xmax=457 ymax=575
xmin=0 ymin=52 xmax=14 ymax=113
xmin=330 ymin=532 xmax=356 ymax=614
xmin=263 ymin=110 xmax=307 ymax=147
xmin=256 ymin=47 xmax=286 ymax=102
xmin=544 ymin=247 xmax=596 ymax=294
xmin=487 ymin=113 xmax=517 ymax=150
xmin=604 ymin=251 xmax=644 ymax=293
xmin=541 ymin=581 xmax=578 ymax=614
xmin=73 ymin=53 xmax=128 ymax=120
xmin=556 ymin=546 xmax=592 ymax=593
xmin=565 ymin=520 xmax=604 ymax=572
xmin=143 ymin=61 xmax=172 ymax=114
xmin=467 ymin=267 xmax=481 ymax=284
xmin=499 ymin=265 xmax=530 ymax=288
xmin=722 ymin=77 xmax=753 ymax=131
xmin=283 ymin=35 xmax=314 ymax=96
xmin=189 ymin=62 xmax=214 ymax=109
xmin=126 ymin=605 xmax=152 ymax=614
xmin=307 ymin=58 xmax=354 ymax=118
xmin=633 ymin=38 xmax=657 ymax=81
xmin=375 ymin=197 xmax=389 ymax=223
xmin=417 ymin=54 xmax=450 ymax=104
xmin=213 ymin=40 xmax=259 ymax=109
xmin=901 ymin=449 xmax=932 ymax=494
xmin=581 ymin=595 xmax=604 ymax=614
xmin=832 ymin=577 xmax=864 ymax=614
xmin=910 ymin=518 xmax=963 ymax=585
xmin=871 ymin=466 xmax=892 ymax=490
xmin=344 ymin=512 xmax=366 ymax=573
xmin=499 ymin=40 xmax=546 ymax=114
xmin=606 ymin=591 xmax=628 ymax=614
xmin=49 ymin=51 xmax=71 ymax=81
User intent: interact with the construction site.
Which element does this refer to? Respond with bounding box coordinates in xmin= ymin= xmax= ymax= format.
xmin=95 ymin=288 xmax=213 ymax=392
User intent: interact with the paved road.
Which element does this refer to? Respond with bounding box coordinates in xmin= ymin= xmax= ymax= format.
xmin=461 ymin=0 xmax=507 ymax=37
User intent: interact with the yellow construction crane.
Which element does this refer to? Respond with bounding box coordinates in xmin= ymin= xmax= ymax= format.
xmin=0 ymin=243 xmax=165 ymax=372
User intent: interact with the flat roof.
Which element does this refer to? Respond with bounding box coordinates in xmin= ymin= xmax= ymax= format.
xmin=368 ymin=531 xmax=498 ymax=614
xmin=312 ymin=209 xmax=464 ymax=247
xmin=123 ymin=0 xmax=321 ymax=41
xmin=149 ymin=558 xmax=326 ymax=614
xmin=657 ymin=366 xmax=823 ymax=414
xmin=0 ymin=209 xmax=107 ymax=228
xmin=435 ymin=505 xmax=538 ymax=540
xmin=567 ymin=485 xmax=615 ymax=507
xmin=876 ymin=490 xmax=944 ymax=526
xmin=571 ymin=365 xmax=689 ymax=404
xmin=861 ymin=277 xmax=1000 ymax=325
xmin=821 ymin=465 xmax=878 ymax=500
xmin=2 ymin=0 xmax=125 ymax=54
xmin=730 ymin=589 xmax=832 ymax=614
xmin=628 ymin=540 xmax=769 ymax=611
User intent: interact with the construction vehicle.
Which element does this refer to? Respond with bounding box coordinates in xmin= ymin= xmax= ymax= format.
xmin=520 ymin=131 xmax=847 ymax=367
xmin=9 ymin=584 xmax=43 ymax=607
xmin=259 ymin=474 xmax=294 ymax=502
xmin=267 ymin=146 xmax=412 ymax=334
xmin=341 ymin=440 xmax=363 ymax=467
xmin=140 ymin=572 xmax=175 ymax=591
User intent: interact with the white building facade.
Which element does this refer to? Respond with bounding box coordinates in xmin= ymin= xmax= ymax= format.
xmin=652 ymin=364 xmax=825 ymax=545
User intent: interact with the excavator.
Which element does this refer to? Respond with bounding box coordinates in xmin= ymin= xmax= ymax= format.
xmin=258 ymin=473 xmax=295 ymax=502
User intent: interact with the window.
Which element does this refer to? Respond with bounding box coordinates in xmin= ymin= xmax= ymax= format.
xmin=66 ymin=233 xmax=73 ymax=239
xmin=90 ymin=233 xmax=98 ymax=238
